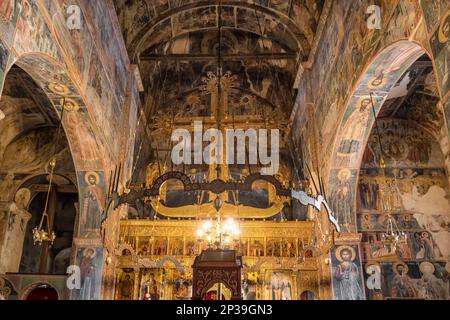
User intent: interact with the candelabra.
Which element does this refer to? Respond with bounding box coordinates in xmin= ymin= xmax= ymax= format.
xmin=381 ymin=213 xmax=407 ymax=255
xmin=32 ymin=158 xmax=57 ymax=246
xmin=196 ymin=217 xmax=240 ymax=249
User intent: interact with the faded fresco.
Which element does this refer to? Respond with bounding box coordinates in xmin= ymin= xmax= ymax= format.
xmin=77 ymin=171 xmax=106 ymax=238
xmin=0 ymin=0 xmax=449 ymax=301
xmin=331 ymin=245 xmax=365 ymax=300
xmin=357 ymin=56 xmax=450 ymax=299
xmin=364 ymin=260 xmax=450 ymax=300
xmin=0 ymin=39 xmax=9 ymax=92
xmin=72 ymin=246 xmax=104 ymax=300
xmin=422 ymin=1 xmax=450 ymax=99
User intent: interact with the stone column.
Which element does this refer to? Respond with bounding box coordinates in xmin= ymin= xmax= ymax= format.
xmin=0 ymin=200 xmax=32 ymax=273
xmin=69 ymin=170 xmax=107 ymax=300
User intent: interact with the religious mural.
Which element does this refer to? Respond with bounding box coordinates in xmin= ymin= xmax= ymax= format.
xmin=364 ymin=260 xmax=450 ymax=300
xmin=424 ymin=1 xmax=450 ymax=99
xmin=358 ymin=119 xmax=450 ymax=261
xmin=357 ymin=56 xmax=450 ymax=300
xmin=0 ymin=39 xmax=8 ymax=91
xmin=72 ymin=247 xmax=103 ymax=300
xmin=77 ymin=171 xmax=105 ymax=238
xmin=0 ymin=0 xmax=450 ymax=302
xmin=331 ymin=245 xmax=365 ymax=300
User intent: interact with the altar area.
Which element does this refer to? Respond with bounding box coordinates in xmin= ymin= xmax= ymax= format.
xmin=114 ymin=219 xmax=321 ymax=300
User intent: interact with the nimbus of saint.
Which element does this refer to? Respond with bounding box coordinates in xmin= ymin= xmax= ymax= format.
xmin=334 ymin=246 xmax=364 ymax=300
xmin=391 ymin=262 xmax=417 ymax=298
xmin=81 ymin=172 xmax=104 ymax=237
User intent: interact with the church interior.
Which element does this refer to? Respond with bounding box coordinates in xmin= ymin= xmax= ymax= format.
xmin=0 ymin=0 xmax=450 ymax=301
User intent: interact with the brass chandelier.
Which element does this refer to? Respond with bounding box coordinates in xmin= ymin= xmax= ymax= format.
xmin=369 ymin=93 xmax=407 ymax=256
xmin=32 ymin=157 xmax=57 ymax=246
xmin=32 ymin=98 xmax=68 ymax=246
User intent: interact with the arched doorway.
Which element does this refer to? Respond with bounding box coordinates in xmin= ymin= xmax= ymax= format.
xmin=300 ymin=290 xmax=318 ymax=300
xmin=24 ymin=283 xmax=58 ymax=300
xmin=19 ymin=174 xmax=78 ymax=274
xmin=0 ymin=65 xmax=78 ymax=275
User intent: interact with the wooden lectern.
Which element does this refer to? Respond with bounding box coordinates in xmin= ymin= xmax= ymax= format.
xmin=191 ymin=249 xmax=243 ymax=300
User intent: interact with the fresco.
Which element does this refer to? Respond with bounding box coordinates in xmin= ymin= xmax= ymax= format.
xmin=422 ymin=1 xmax=450 ymax=99
xmin=364 ymin=260 xmax=450 ymax=300
xmin=0 ymin=40 xmax=9 ymax=92
xmin=45 ymin=0 xmax=93 ymax=88
xmin=115 ymin=0 xmax=324 ymax=55
xmin=72 ymin=246 xmax=104 ymax=300
xmin=13 ymin=0 xmax=60 ymax=60
xmin=77 ymin=171 xmax=106 ymax=238
xmin=331 ymin=245 xmax=365 ymax=300
xmin=0 ymin=68 xmax=76 ymax=174
xmin=326 ymin=42 xmax=426 ymax=232
xmin=0 ymin=0 xmax=20 ymax=46
xmin=358 ymin=120 xmax=450 ymax=263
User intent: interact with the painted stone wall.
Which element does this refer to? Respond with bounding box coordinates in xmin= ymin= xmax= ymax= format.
xmin=291 ymin=0 xmax=448 ymax=300
xmin=358 ymin=118 xmax=450 ymax=299
xmin=0 ymin=0 xmax=139 ymax=299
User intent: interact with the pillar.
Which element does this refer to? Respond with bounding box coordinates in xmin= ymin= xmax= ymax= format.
xmin=0 ymin=198 xmax=32 ymax=273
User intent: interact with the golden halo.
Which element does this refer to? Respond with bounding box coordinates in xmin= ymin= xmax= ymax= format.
xmin=83 ymin=247 xmax=96 ymax=259
xmin=438 ymin=10 xmax=450 ymax=43
xmin=84 ymin=171 xmax=100 ymax=186
xmin=357 ymin=96 xmax=373 ymax=110
xmin=368 ymin=75 xmax=387 ymax=89
xmin=419 ymin=261 xmax=435 ymax=275
xmin=335 ymin=245 xmax=356 ymax=262
xmin=393 ymin=261 xmax=409 ymax=275
xmin=61 ymin=98 xmax=79 ymax=112
xmin=48 ymin=82 xmax=70 ymax=96
xmin=337 ymin=168 xmax=351 ymax=182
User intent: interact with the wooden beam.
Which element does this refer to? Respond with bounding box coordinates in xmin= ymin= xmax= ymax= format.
xmin=140 ymin=52 xmax=297 ymax=62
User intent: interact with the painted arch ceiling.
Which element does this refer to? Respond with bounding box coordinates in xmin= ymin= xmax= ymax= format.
xmin=113 ymin=0 xmax=326 ymax=120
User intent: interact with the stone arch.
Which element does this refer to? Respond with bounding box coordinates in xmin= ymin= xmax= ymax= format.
xmin=3 ymin=52 xmax=104 ymax=172
xmin=327 ymin=40 xmax=435 ymax=233
xmin=299 ymin=289 xmax=319 ymax=300
xmin=0 ymin=52 xmax=108 ymax=282
xmin=130 ymin=1 xmax=307 ymax=59
xmin=19 ymin=282 xmax=60 ymax=300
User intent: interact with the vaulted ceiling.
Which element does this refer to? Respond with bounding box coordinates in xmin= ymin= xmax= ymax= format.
xmin=113 ymin=0 xmax=327 ymax=120
xmin=113 ymin=1 xmax=327 ymax=180
xmin=0 ymin=67 xmax=74 ymax=175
